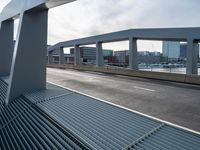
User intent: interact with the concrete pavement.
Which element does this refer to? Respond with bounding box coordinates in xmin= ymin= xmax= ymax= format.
xmin=47 ymin=68 xmax=200 ymax=132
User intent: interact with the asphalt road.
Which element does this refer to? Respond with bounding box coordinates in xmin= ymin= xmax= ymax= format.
xmin=47 ymin=68 xmax=200 ymax=132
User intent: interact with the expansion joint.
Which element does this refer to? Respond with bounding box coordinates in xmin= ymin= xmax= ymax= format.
xmin=123 ymin=123 xmax=165 ymax=150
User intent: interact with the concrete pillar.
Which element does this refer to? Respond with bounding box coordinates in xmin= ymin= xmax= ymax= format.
xmin=129 ymin=38 xmax=138 ymax=70
xmin=74 ymin=45 xmax=81 ymax=65
xmin=59 ymin=47 xmax=65 ymax=64
xmin=96 ymin=42 xmax=104 ymax=67
xmin=6 ymin=10 xmax=48 ymax=105
xmin=0 ymin=19 xmax=14 ymax=77
xmin=48 ymin=51 xmax=53 ymax=64
xmin=186 ymin=39 xmax=199 ymax=75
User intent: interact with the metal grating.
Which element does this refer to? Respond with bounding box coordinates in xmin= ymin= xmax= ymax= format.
xmin=0 ymin=79 xmax=7 ymax=112
xmin=0 ymin=95 xmax=92 ymax=150
xmin=25 ymin=84 xmax=200 ymax=150
xmin=126 ymin=125 xmax=200 ymax=150
xmin=24 ymin=83 xmax=73 ymax=104
xmin=1 ymin=82 xmax=200 ymax=150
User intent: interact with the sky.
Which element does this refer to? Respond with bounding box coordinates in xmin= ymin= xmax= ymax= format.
xmin=0 ymin=0 xmax=200 ymax=52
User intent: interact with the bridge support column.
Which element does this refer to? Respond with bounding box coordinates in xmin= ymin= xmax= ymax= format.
xmin=48 ymin=51 xmax=53 ymax=64
xmin=6 ymin=10 xmax=48 ymax=105
xmin=0 ymin=20 xmax=14 ymax=77
xmin=186 ymin=39 xmax=199 ymax=75
xmin=96 ymin=42 xmax=104 ymax=67
xmin=59 ymin=47 xmax=65 ymax=64
xmin=74 ymin=45 xmax=81 ymax=65
xmin=129 ymin=38 xmax=138 ymax=70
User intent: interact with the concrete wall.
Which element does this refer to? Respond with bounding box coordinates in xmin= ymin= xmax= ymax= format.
xmin=47 ymin=64 xmax=200 ymax=85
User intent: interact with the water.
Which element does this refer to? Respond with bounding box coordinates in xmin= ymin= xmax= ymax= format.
xmin=140 ymin=67 xmax=200 ymax=75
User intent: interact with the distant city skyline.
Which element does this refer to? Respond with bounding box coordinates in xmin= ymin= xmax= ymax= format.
xmin=0 ymin=0 xmax=200 ymax=52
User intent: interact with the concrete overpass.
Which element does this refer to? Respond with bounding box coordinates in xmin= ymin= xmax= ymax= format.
xmin=48 ymin=27 xmax=200 ymax=75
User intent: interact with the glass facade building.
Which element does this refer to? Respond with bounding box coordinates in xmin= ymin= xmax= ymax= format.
xmin=162 ymin=41 xmax=180 ymax=59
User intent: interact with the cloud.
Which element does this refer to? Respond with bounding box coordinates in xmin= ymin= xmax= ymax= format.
xmin=48 ymin=0 xmax=200 ymax=49
xmin=1 ymin=0 xmax=199 ymax=51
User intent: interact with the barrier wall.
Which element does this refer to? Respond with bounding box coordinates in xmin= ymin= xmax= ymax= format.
xmin=47 ymin=64 xmax=200 ymax=85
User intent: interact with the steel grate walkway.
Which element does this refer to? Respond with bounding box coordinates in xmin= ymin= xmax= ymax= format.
xmin=0 ymin=80 xmax=91 ymax=150
xmin=127 ymin=125 xmax=200 ymax=150
xmin=0 ymin=79 xmax=200 ymax=150
xmin=24 ymin=83 xmax=200 ymax=150
xmin=0 ymin=79 xmax=7 ymax=112
xmin=0 ymin=97 xmax=90 ymax=150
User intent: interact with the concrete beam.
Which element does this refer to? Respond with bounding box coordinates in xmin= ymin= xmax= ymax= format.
xmin=59 ymin=47 xmax=65 ymax=64
xmin=74 ymin=45 xmax=81 ymax=65
xmin=48 ymin=27 xmax=200 ymax=52
xmin=186 ymin=39 xmax=199 ymax=75
xmin=129 ymin=38 xmax=138 ymax=70
xmin=0 ymin=0 xmax=76 ymax=22
xmin=96 ymin=42 xmax=104 ymax=67
xmin=6 ymin=10 xmax=48 ymax=104
xmin=0 ymin=19 xmax=14 ymax=77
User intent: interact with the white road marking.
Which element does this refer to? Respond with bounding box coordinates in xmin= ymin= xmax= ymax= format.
xmin=134 ymin=86 xmax=155 ymax=92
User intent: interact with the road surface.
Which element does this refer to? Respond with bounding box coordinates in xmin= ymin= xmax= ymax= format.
xmin=47 ymin=68 xmax=200 ymax=132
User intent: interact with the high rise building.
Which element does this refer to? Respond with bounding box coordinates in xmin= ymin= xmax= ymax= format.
xmin=163 ymin=42 xmax=200 ymax=59
xmin=162 ymin=41 xmax=180 ymax=59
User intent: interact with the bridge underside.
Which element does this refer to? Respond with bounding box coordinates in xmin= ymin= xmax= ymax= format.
xmin=0 ymin=79 xmax=200 ymax=150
